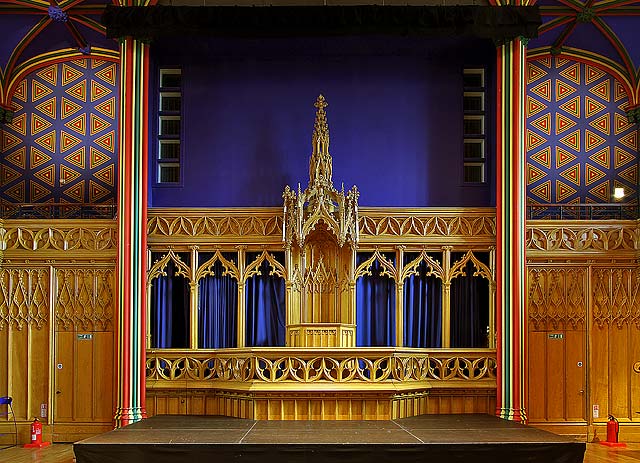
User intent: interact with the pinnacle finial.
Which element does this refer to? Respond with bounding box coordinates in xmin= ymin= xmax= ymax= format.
xmin=314 ymin=94 xmax=328 ymax=111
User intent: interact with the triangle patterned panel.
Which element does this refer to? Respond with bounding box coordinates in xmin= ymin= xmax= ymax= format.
xmin=531 ymin=113 xmax=551 ymax=135
xmin=614 ymin=146 xmax=635 ymax=169
xmin=559 ymin=164 xmax=580 ymax=186
xmin=93 ymin=164 xmax=115 ymax=186
xmin=530 ymin=79 xmax=552 ymax=102
xmin=588 ymin=114 xmax=610 ymax=136
xmin=584 ymin=96 xmax=606 ymax=119
xmin=60 ymin=130 xmax=82 ymax=153
xmin=585 ymin=163 xmax=606 ymax=186
xmin=60 ymin=164 xmax=82 ymax=185
xmin=585 ymin=65 xmax=605 ymax=85
xmin=95 ymin=97 xmax=116 ymax=120
xmin=614 ymin=113 xmax=631 ymax=135
xmin=1 ymin=164 xmax=22 ymax=184
xmin=530 ymin=179 xmax=551 ymax=202
xmin=529 ymin=146 xmax=551 ymax=169
xmin=618 ymin=164 xmax=638 ymax=185
xmin=31 ymin=113 xmax=53 ymax=136
xmin=558 ymin=63 xmax=580 ymax=85
xmin=89 ymin=180 xmax=111 ymax=202
xmin=63 ymin=179 xmax=85 ymax=202
xmin=527 ymin=63 xmax=548 ymax=85
xmin=91 ymin=80 xmax=111 ymax=102
xmin=618 ymin=131 xmax=638 ymax=151
xmin=5 ymin=147 xmax=27 ymax=170
xmin=8 ymin=113 xmax=27 ymax=136
xmin=35 ymin=97 xmax=57 ymax=119
xmin=89 ymin=146 xmax=111 ymax=169
xmin=589 ymin=147 xmax=610 ymax=170
xmin=62 ymin=63 xmax=84 ymax=86
xmin=588 ymin=180 xmax=610 ymax=202
xmin=13 ymin=80 xmax=27 ymax=102
xmin=2 ymin=131 xmax=23 ymax=152
xmin=94 ymin=130 xmax=115 ymax=153
xmin=558 ymin=130 xmax=580 ymax=151
xmin=584 ymin=130 xmax=606 ymax=152
xmin=90 ymin=113 xmax=111 ymax=135
xmin=555 ymin=179 xmax=577 ymax=202
xmin=4 ymin=180 xmax=26 ymax=202
xmin=36 ymin=65 xmax=58 ymax=87
xmin=30 ymin=180 xmax=51 ymax=202
xmin=31 ymin=80 xmax=53 ymax=102
xmin=61 ymin=97 xmax=83 ymax=119
xmin=526 ymin=96 xmax=548 ymax=119
xmin=65 ymin=114 xmax=87 ymax=135
xmin=33 ymin=164 xmax=56 ymax=187
xmin=65 ymin=80 xmax=87 ymax=102
xmin=30 ymin=147 xmax=52 ymax=169
xmin=558 ymin=96 xmax=580 ymax=118
xmin=64 ymin=147 xmax=86 ymax=170
xmin=555 ymin=113 xmax=577 ymax=135
xmin=589 ymin=79 xmax=610 ymax=102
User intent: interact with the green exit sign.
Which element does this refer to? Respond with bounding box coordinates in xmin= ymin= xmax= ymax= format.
xmin=548 ymin=333 xmax=564 ymax=340
xmin=77 ymin=334 xmax=93 ymax=340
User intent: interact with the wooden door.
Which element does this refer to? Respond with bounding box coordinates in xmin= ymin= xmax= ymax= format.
xmin=52 ymin=268 xmax=115 ymax=441
xmin=527 ymin=267 xmax=587 ymax=427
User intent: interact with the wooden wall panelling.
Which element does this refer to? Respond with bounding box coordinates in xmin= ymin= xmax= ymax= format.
xmin=0 ymin=267 xmax=51 ymax=444
xmin=590 ymin=268 xmax=633 ymax=426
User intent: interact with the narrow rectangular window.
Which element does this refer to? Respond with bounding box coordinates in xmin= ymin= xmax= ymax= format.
xmin=463 ymin=68 xmax=486 ymax=184
xmin=157 ymin=68 xmax=182 ymax=184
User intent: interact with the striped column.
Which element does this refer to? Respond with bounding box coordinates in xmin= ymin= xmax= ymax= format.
xmin=496 ymin=36 xmax=527 ymax=423
xmin=113 ymin=37 xmax=149 ymax=428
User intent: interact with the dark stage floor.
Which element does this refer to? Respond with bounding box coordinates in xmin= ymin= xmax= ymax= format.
xmin=74 ymin=414 xmax=586 ymax=463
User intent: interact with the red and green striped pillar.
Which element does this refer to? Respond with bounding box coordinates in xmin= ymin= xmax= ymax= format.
xmin=495 ymin=2 xmax=529 ymax=423
xmin=113 ymin=36 xmax=149 ymax=427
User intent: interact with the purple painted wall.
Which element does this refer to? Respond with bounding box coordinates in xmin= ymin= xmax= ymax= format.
xmin=150 ymin=36 xmax=495 ymax=208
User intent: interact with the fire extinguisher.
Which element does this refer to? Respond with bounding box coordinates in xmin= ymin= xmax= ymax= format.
xmin=23 ymin=417 xmax=50 ymax=448
xmin=30 ymin=417 xmax=43 ymax=445
xmin=606 ymin=415 xmax=619 ymax=443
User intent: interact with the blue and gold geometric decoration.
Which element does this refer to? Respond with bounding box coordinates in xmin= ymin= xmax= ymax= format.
xmin=1 ymin=59 xmax=119 ymax=204
xmin=526 ymin=57 xmax=637 ymax=204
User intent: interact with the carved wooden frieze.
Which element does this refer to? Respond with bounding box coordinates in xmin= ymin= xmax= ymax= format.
xmin=0 ymin=221 xmax=116 ymax=253
xmin=527 ymin=224 xmax=639 ymax=254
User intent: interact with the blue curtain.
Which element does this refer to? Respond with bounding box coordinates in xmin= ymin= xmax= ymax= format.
xmin=198 ymin=260 xmax=238 ymax=348
xmin=150 ymin=260 xmax=190 ymax=348
xmin=356 ymin=255 xmax=395 ymax=346
xmin=245 ymin=257 xmax=286 ymax=347
xmin=450 ymin=256 xmax=490 ymax=348
xmin=404 ymin=260 xmax=442 ymax=348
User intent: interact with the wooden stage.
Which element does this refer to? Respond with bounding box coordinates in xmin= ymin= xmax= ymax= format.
xmin=73 ymin=414 xmax=586 ymax=463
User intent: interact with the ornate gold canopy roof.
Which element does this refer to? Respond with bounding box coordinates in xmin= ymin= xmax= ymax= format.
xmin=282 ymin=95 xmax=359 ymax=248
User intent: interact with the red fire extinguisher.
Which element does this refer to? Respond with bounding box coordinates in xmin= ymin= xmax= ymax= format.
xmin=30 ymin=417 xmax=42 ymax=445
xmin=23 ymin=417 xmax=50 ymax=448
xmin=606 ymin=415 xmax=619 ymax=443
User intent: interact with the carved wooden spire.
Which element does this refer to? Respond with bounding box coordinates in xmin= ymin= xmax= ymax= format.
xmin=309 ymin=94 xmax=332 ymax=186
xmin=283 ymin=95 xmax=359 ymax=248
